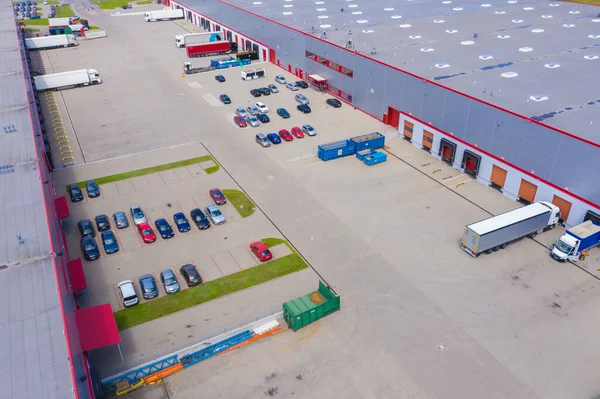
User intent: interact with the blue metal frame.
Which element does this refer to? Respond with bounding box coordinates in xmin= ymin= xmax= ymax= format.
xmin=101 ymin=354 xmax=179 ymax=390
xmin=180 ymin=330 xmax=254 ymax=368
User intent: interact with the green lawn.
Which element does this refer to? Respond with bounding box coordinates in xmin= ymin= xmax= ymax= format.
xmin=69 ymin=155 xmax=216 ymax=190
xmin=565 ymin=0 xmax=600 ymax=4
xmin=222 ymin=189 xmax=255 ymax=218
xmin=23 ymin=18 xmax=49 ymax=25
xmin=24 ymin=27 xmax=41 ymax=32
xmin=89 ymin=25 xmax=101 ymax=30
xmin=114 ymin=238 xmax=307 ymax=330
xmin=92 ymin=0 xmax=128 ymax=9
xmin=204 ymin=165 xmax=220 ymax=174
xmin=55 ymin=4 xmax=75 ymax=17
xmin=137 ymin=0 xmax=152 ymax=3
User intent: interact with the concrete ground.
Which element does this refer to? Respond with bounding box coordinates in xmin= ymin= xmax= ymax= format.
xmin=46 ymin=4 xmax=600 ymax=399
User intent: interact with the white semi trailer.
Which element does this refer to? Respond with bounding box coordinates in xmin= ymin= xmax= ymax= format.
xmin=461 ymin=201 xmax=561 ymax=257
xmin=33 ymin=69 xmax=102 ymax=91
xmin=144 ymin=8 xmax=184 ymax=22
xmin=175 ymin=32 xmax=222 ymax=48
xmin=25 ymin=34 xmax=78 ymax=50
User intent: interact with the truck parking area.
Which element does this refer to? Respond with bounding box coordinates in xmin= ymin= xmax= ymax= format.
xmin=44 ymin=5 xmax=600 ymax=399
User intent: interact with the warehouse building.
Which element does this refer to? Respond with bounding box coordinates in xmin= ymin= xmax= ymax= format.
xmin=168 ymin=0 xmax=600 ymax=226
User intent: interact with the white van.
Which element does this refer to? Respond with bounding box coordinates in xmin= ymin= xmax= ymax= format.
xmin=117 ymin=280 xmax=139 ymax=307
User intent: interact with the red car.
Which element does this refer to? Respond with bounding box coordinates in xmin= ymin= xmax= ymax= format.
xmin=278 ymin=129 xmax=293 ymax=141
xmin=209 ymin=188 xmax=227 ymax=205
xmin=290 ymin=126 xmax=304 ymax=138
xmin=234 ymin=115 xmax=247 ymax=127
xmin=138 ymin=222 xmax=156 ymax=243
xmin=250 ymin=241 xmax=273 ymax=262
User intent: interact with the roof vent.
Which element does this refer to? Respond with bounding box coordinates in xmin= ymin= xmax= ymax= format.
xmin=530 ymin=94 xmax=549 ymax=102
xmin=479 ymin=54 xmax=494 ymax=60
xmin=435 ymin=62 xmax=451 ymax=68
xmin=501 ymin=71 xmax=519 ymax=78
xmin=584 ymin=54 xmax=599 ymax=60
xmin=370 ymin=47 xmax=377 ymax=55
xmin=0 ymin=164 xmax=15 ymax=174
xmin=345 ymin=39 xmax=354 ymax=49
xmin=545 ymin=62 xmax=561 ymax=68
xmin=3 ymin=125 xmax=17 ymax=134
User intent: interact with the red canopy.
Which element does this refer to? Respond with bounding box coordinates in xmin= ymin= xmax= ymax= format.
xmin=76 ymin=304 xmax=121 ymax=352
xmin=67 ymin=258 xmax=86 ymax=292
xmin=55 ymin=196 xmax=70 ymax=219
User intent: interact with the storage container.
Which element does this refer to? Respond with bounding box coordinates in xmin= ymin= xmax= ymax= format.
xmin=317 ymin=139 xmax=355 ymax=161
xmin=283 ymin=281 xmax=340 ymax=331
xmin=350 ymin=132 xmax=385 ymax=152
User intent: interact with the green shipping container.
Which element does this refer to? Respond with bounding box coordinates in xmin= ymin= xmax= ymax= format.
xmin=283 ymin=281 xmax=340 ymax=332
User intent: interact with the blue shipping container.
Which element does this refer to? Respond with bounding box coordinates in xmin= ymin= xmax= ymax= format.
xmin=363 ymin=151 xmax=387 ymax=166
xmin=350 ymin=132 xmax=385 ymax=152
xmin=318 ymin=139 xmax=355 ymax=161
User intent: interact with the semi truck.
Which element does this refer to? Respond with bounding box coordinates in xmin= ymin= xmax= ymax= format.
xmin=33 ymin=69 xmax=102 ymax=91
xmin=461 ymin=201 xmax=561 ymax=257
xmin=144 ymin=8 xmax=183 ymax=22
xmin=175 ymin=32 xmax=222 ymax=48
xmin=186 ymin=41 xmax=237 ymax=58
xmin=25 ymin=34 xmax=77 ymax=50
xmin=551 ymin=221 xmax=600 ymax=262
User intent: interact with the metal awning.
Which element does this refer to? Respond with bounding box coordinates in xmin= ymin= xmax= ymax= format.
xmin=308 ymin=74 xmax=327 ymax=82
xmin=68 ymin=258 xmax=86 ymax=293
xmin=76 ymin=304 xmax=121 ymax=352
xmin=55 ymin=196 xmax=69 ymax=219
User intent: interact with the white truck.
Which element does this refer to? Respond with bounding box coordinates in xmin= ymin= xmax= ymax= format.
xmin=144 ymin=8 xmax=184 ymax=22
xmin=33 ymin=69 xmax=102 ymax=91
xmin=551 ymin=221 xmax=600 ymax=262
xmin=175 ymin=32 xmax=222 ymax=48
xmin=25 ymin=34 xmax=78 ymax=50
xmin=461 ymin=201 xmax=561 ymax=257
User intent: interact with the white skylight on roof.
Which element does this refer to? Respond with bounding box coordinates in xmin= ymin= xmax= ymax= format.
xmin=283 ymin=11 xmax=293 ymax=15
xmin=384 ymin=7 xmax=394 ymax=10
xmin=315 ymin=1 xmax=324 ymax=3
xmin=523 ymin=7 xmax=534 ymax=10
xmin=519 ymin=47 xmax=533 ymax=52
xmin=409 ymin=34 xmax=422 ymax=39
xmin=594 ymin=19 xmax=600 ymax=23
xmin=434 ymin=19 xmax=445 ymax=23
xmin=531 ymin=29 xmax=544 ymax=33
xmin=549 ymin=2 xmax=560 ymax=5
xmin=453 ymin=7 xmax=463 ymax=11
xmin=316 ymin=8 xmax=326 ymax=11
xmin=421 ymin=47 xmax=435 ymax=52
xmin=495 ymin=11 xmax=506 ymax=15
xmin=362 ymin=29 xmax=374 ymax=33
xmin=253 ymin=1 xmax=262 ymax=4
xmin=479 ymin=54 xmax=494 ymax=60
xmin=435 ymin=62 xmax=451 ymax=68
xmin=318 ymin=15 xmax=328 ymax=18
xmin=497 ymin=34 xmax=511 ymax=39
xmin=584 ymin=54 xmax=599 ymax=60
xmin=284 ymin=4 xmax=293 ymax=7
xmin=399 ymin=23 xmax=411 ymax=27
xmin=391 ymin=15 xmax=402 ymax=19
xmin=348 ymin=4 xmax=358 ymax=7
xmin=569 ymin=10 xmax=580 ymax=14
xmin=501 ymin=71 xmax=518 ymax=78
xmin=481 ymin=4 xmax=491 ymax=8
xmin=512 ymin=19 xmax=524 ymax=23
xmin=357 ymin=19 xmax=368 ymax=23
xmin=541 ymin=14 xmax=552 ymax=18
xmin=545 ymin=62 xmax=560 ymax=68
xmin=461 ymin=40 xmax=475 ymax=45
xmin=320 ymin=24 xmax=331 ymax=28
xmin=530 ymin=94 xmax=549 ymax=102
xmin=446 ymin=28 xmax=458 ymax=33
xmin=590 ymin=34 xmax=600 ymax=39
xmin=507 ymin=0 xmax=517 ymax=3
xmin=442 ymin=0 xmax=451 ymax=3
xmin=352 ymin=11 xmax=362 ymax=14
xmin=563 ymin=23 xmax=575 ymax=28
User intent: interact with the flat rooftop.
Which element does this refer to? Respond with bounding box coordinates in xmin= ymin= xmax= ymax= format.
xmin=225 ymin=0 xmax=600 ymax=144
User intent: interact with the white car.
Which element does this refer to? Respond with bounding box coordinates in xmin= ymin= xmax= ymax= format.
xmin=256 ymin=102 xmax=269 ymax=113
xmin=43 ymin=0 xmax=48 ymax=4
xmin=245 ymin=115 xmax=260 ymax=127
xmin=205 ymin=204 xmax=226 ymax=225
xmin=302 ymin=124 xmax=317 ymax=136
xmin=235 ymin=107 xmax=249 ymax=118
xmin=275 ymin=75 xmax=286 ymax=84
xmin=117 ymin=280 xmax=139 ymax=307
xmin=286 ymin=82 xmax=299 ymax=91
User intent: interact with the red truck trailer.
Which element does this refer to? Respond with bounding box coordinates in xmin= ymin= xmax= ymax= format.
xmin=186 ymin=42 xmax=238 ymax=58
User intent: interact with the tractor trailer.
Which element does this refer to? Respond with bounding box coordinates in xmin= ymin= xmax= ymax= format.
xmin=175 ymin=32 xmax=223 ymax=48
xmin=144 ymin=8 xmax=183 ymax=22
xmin=186 ymin=41 xmax=237 ymax=58
xmin=551 ymin=221 xmax=600 ymax=262
xmin=25 ymin=34 xmax=77 ymax=50
xmin=33 ymin=69 xmax=102 ymax=91
xmin=461 ymin=201 xmax=561 ymax=257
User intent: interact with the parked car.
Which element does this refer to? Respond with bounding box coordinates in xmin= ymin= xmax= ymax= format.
xmin=295 ymin=93 xmax=309 ymax=105
xmin=130 ymin=205 xmax=147 ymax=225
xmin=127 ymin=3 xmax=132 ymax=8
xmin=276 ymin=108 xmax=290 ymax=118
xmin=256 ymin=133 xmax=271 ymax=147
xmin=86 ymin=180 xmax=100 ymax=198
xmin=80 ymin=235 xmax=100 ymax=261
xmin=246 ymin=105 xmax=259 ymax=115
xmin=234 ymin=115 xmax=247 ymax=128
xmin=215 ymin=74 xmax=226 ymax=82
xmin=257 ymin=113 xmax=270 ymax=123
xmin=205 ymin=204 xmax=225 ymax=225
xmin=219 ymin=94 xmax=231 ymax=104
xmin=77 ymin=219 xmax=95 ymax=237
xmin=297 ymin=104 xmax=311 ymax=114
xmin=296 ymin=80 xmax=309 ymax=89
xmin=154 ymin=218 xmax=175 ymax=239
xmin=190 ymin=208 xmax=210 ymax=229
xmin=121 ymin=4 xmax=128 ymax=8
xmin=326 ymin=98 xmax=342 ymax=108
xmin=275 ymin=75 xmax=286 ymax=84
xmin=117 ymin=280 xmax=139 ymax=307
xmin=160 ymin=269 xmax=180 ymax=294
xmin=286 ymin=82 xmax=299 ymax=91
xmin=69 ymin=183 xmax=84 ymax=202
xmin=278 ymin=129 xmax=294 ymax=142
xmin=95 ymin=214 xmax=110 ymax=232
xmin=235 ymin=107 xmax=248 ymax=118
xmin=139 ymin=274 xmax=158 ymax=300
xmin=245 ymin=115 xmax=260 ymax=127
xmin=291 ymin=126 xmax=304 ymax=138
xmin=302 ymin=124 xmax=317 ymax=136
xmin=268 ymin=84 xmax=279 ymax=93
xmin=101 ymin=230 xmax=119 ymax=254
xmin=173 ymin=212 xmax=191 ymax=232
xmin=30 ymin=13 xmax=40 ymax=18
xmin=259 ymin=87 xmax=271 ymax=96
xmin=267 ymin=133 xmax=281 ymax=144
xmin=250 ymin=241 xmax=273 ymax=262
xmin=250 ymin=89 xmax=262 ymax=97
xmin=70 ymin=15 xmax=79 ymax=21
xmin=256 ymin=101 xmax=269 ymax=113
xmin=137 ymin=222 xmax=156 ymax=243
xmin=180 ymin=264 xmax=202 ymax=287
xmin=113 ymin=211 xmax=129 ymax=229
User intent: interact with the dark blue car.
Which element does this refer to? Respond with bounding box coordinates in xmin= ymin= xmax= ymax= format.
xmin=86 ymin=180 xmax=100 ymax=198
xmin=257 ymin=113 xmax=270 ymax=123
xmin=154 ymin=218 xmax=175 ymax=239
xmin=81 ymin=235 xmax=100 ymax=261
xmin=173 ymin=212 xmax=191 ymax=233
xmin=267 ymin=133 xmax=281 ymax=144
xmin=69 ymin=183 xmax=84 ymax=202
xmin=101 ymin=230 xmax=119 ymax=254
xmin=190 ymin=208 xmax=210 ymax=230
xmin=297 ymin=104 xmax=311 ymax=114
xmin=215 ymin=75 xmax=225 ymax=82
xmin=219 ymin=94 xmax=231 ymax=104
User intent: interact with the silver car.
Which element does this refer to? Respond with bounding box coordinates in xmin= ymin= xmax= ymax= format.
xmin=246 ymin=105 xmax=260 ymax=115
xmin=295 ymin=93 xmax=309 ymax=105
xmin=286 ymin=82 xmax=299 ymax=91
xmin=275 ymin=75 xmax=287 ymax=84
xmin=160 ymin=269 xmax=180 ymax=294
xmin=256 ymin=133 xmax=271 ymax=147
xmin=245 ymin=115 xmax=260 ymax=127
xmin=302 ymin=124 xmax=317 ymax=136
xmin=205 ymin=204 xmax=225 ymax=225
xmin=268 ymin=84 xmax=279 ymax=93
xmin=235 ymin=107 xmax=249 ymax=118
xmin=130 ymin=205 xmax=147 ymax=226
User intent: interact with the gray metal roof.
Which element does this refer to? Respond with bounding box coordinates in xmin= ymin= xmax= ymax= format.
xmin=0 ymin=6 xmax=76 ymax=399
xmin=227 ymin=0 xmax=600 ymax=143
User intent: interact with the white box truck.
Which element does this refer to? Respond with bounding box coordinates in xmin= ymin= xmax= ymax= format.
xmin=144 ymin=8 xmax=184 ymax=22
xmin=25 ymin=34 xmax=78 ymax=50
xmin=175 ymin=32 xmax=222 ymax=48
xmin=551 ymin=221 xmax=600 ymax=262
xmin=33 ymin=69 xmax=102 ymax=91
xmin=462 ymin=201 xmax=561 ymax=257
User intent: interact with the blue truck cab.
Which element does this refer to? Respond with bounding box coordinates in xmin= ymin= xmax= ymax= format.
xmin=552 ymin=220 xmax=600 ymax=262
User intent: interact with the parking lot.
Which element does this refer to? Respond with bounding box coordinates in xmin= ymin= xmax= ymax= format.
xmin=47 ymin=5 xmax=600 ymax=399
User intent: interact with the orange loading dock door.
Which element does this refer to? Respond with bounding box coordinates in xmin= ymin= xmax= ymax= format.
xmin=552 ymin=195 xmax=572 ymax=222
xmin=422 ymin=130 xmax=434 ymax=151
xmin=490 ymin=165 xmax=507 ymax=188
xmin=517 ymin=179 xmax=538 ymax=204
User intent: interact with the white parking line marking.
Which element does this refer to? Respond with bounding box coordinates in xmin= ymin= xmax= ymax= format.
xmin=202 ymin=93 xmax=223 ymax=107
xmin=225 ymin=113 xmax=237 ymax=127
xmin=187 ymin=82 xmax=202 ymax=89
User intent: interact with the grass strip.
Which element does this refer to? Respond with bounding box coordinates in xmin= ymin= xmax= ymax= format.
xmin=89 ymin=25 xmax=101 ymax=30
xmin=222 ymin=189 xmax=255 ymax=218
xmin=91 ymin=0 xmax=128 ymax=9
xmin=55 ymin=4 xmax=74 ymax=17
xmin=564 ymin=0 xmax=600 ymax=4
xmin=23 ymin=18 xmax=49 ymax=25
xmin=114 ymin=238 xmax=307 ymax=330
xmin=137 ymin=0 xmax=151 ymax=3
xmin=24 ymin=27 xmax=41 ymax=32
xmin=204 ymin=165 xmax=220 ymax=174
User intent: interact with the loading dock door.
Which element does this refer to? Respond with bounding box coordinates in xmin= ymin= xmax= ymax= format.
xmin=403 ymin=120 xmax=413 ymax=140
xmin=490 ymin=165 xmax=507 ymax=188
xmin=422 ymin=130 xmax=434 ymax=152
xmin=518 ymin=179 xmax=538 ymax=204
xmin=269 ymin=48 xmax=275 ymax=63
xmin=439 ymin=138 xmax=456 ymax=164
xmin=387 ymin=107 xmax=400 ymax=128
xmin=552 ymin=195 xmax=572 ymax=222
xmin=461 ymin=150 xmax=481 ymax=176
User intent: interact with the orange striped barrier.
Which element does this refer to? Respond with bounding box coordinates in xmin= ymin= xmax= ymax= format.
xmin=143 ymin=363 xmax=183 ymax=385
xmin=218 ymin=326 xmax=283 ymax=356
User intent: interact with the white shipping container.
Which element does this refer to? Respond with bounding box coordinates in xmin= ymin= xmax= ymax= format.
xmin=33 ymin=69 xmax=102 ymax=91
xmin=144 ymin=8 xmax=183 ymax=22
xmin=25 ymin=34 xmax=77 ymax=50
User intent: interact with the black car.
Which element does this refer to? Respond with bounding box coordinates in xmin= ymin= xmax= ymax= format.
xmin=250 ymin=89 xmax=262 ymax=97
xmin=259 ymin=87 xmax=271 ymax=96
xmin=297 ymin=104 xmax=312 ymax=114
xmin=81 ymin=235 xmax=100 ymax=261
xmin=154 ymin=218 xmax=175 ymax=239
xmin=86 ymin=180 xmax=100 ymax=198
xmin=139 ymin=274 xmax=158 ymax=300
xmin=69 ymin=183 xmax=84 ymax=202
xmin=219 ymin=94 xmax=231 ymax=104
xmin=77 ymin=219 xmax=95 ymax=237
xmin=215 ymin=75 xmax=226 ymax=82
xmin=295 ymin=80 xmax=309 ymax=89
xmin=95 ymin=214 xmax=110 ymax=232
xmin=326 ymin=98 xmax=342 ymax=108
xmin=180 ymin=264 xmax=203 ymax=287
xmin=121 ymin=4 xmax=127 ymax=9
xmin=257 ymin=113 xmax=270 ymax=123
xmin=190 ymin=208 xmax=210 ymax=230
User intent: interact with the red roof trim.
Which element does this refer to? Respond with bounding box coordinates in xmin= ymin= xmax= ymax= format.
xmin=54 ymin=196 xmax=70 ymax=219
xmin=75 ymin=304 xmax=121 ymax=352
xmin=67 ymin=258 xmax=86 ymax=292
